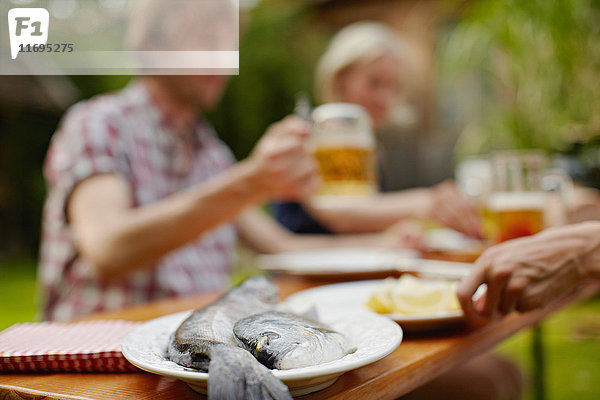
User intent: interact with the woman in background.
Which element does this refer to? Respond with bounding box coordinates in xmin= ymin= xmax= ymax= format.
xmin=274 ymin=22 xmax=480 ymax=238
xmin=274 ymin=22 xmax=522 ymax=400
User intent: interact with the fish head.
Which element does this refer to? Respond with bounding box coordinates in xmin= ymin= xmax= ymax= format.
xmin=238 ymin=323 xmax=314 ymax=369
xmin=256 ymin=326 xmax=322 ymax=370
xmin=234 ymin=312 xmax=347 ymax=370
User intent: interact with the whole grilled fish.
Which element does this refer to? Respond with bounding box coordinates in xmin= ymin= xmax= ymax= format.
xmin=167 ymin=276 xmax=292 ymax=400
xmin=233 ymin=311 xmax=356 ymax=370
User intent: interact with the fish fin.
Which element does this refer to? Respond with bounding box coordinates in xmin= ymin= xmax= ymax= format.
xmin=208 ymin=344 xmax=292 ymax=400
xmin=275 ymin=304 xmax=321 ymax=322
xmin=299 ymin=305 xmax=320 ymax=322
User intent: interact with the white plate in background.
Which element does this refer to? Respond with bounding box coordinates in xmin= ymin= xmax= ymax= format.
xmin=257 ymin=247 xmax=418 ymax=277
xmin=258 ymin=247 xmax=472 ymax=280
xmin=285 ymin=280 xmax=465 ymax=332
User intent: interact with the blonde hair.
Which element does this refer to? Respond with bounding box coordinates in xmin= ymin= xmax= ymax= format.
xmin=315 ymin=21 xmax=404 ymax=103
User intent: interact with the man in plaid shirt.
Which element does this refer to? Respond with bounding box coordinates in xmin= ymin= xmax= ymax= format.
xmin=38 ymin=1 xmax=415 ymax=321
xmin=39 ymin=77 xmax=314 ymax=320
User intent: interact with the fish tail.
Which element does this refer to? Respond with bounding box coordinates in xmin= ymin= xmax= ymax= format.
xmin=208 ymin=344 xmax=292 ymax=400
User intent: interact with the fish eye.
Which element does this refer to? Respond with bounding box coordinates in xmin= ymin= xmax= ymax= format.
xmin=262 ymin=331 xmax=281 ymax=341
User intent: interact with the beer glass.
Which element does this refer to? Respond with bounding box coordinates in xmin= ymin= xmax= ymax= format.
xmin=310 ymin=103 xmax=378 ymax=206
xmin=485 ymin=150 xmax=573 ymax=243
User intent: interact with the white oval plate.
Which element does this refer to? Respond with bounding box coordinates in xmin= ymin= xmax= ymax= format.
xmin=121 ymin=308 xmax=402 ymax=397
xmin=257 ymin=247 xmax=418 ymax=277
xmin=285 ymin=280 xmax=465 ymax=332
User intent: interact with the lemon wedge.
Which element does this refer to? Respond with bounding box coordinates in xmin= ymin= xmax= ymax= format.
xmin=365 ymin=278 xmax=395 ymax=313
xmin=391 ymin=282 xmax=448 ymax=313
xmin=365 ymin=292 xmax=392 ymax=313
xmin=366 ymin=275 xmax=460 ymax=314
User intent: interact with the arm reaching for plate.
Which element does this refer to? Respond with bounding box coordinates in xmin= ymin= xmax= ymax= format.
xmin=457 ymin=222 xmax=600 ymax=322
xmin=303 ymin=181 xmax=481 ymax=238
xmin=236 ymin=207 xmax=424 ymax=254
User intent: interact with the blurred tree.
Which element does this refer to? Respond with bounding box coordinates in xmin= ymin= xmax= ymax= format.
xmin=0 ymin=107 xmax=58 ymax=255
xmin=439 ymin=0 xmax=600 ymax=177
xmin=0 ymin=75 xmax=131 ymax=256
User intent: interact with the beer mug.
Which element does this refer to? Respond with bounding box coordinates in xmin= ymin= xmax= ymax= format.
xmin=310 ymin=103 xmax=378 ymax=206
xmin=484 ymin=150 xmax=573 ymax=243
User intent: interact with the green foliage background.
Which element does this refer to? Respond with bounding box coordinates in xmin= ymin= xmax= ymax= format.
xmin=439 ymin=0 xmax=600 ymax=157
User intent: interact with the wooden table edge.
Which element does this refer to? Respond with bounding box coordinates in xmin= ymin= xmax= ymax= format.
xmin=1 ymin=279 xmax=598 ymax=400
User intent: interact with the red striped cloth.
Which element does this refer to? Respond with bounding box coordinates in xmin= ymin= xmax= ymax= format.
xmin=0 ymin=320 xmax=142 ymax=373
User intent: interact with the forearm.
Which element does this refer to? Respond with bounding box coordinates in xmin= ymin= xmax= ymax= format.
xmin=273 ymin=232 xmax=388 ymax=252
xmin=237 ymin=208 xmax=390 ymax=254
xmin=528 ymin=221 xmax=600 ymax=282
xmin=73 ymin=160 xmax=266 ymax=280
xmin=572 ymin=221 xmax=600 ymax=279
xmin=305 ymin=189 xmax=432 ymax=233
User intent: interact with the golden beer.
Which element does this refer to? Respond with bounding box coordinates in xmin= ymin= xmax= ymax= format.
xmin=314 ymin=146 xmax=377 ymax=196
xmin=310 ymin=103 xmax=377 ymax=204
xmin=484 ymin=192 xmax=546 ymax=243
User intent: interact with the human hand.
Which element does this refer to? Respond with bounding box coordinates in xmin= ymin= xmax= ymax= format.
xmin=380 ymin=220 xmax=426 ymax=251
xmin=247 ymin=116 xmax=320 ymax=201
xmin=456 ymin=224 xmax=599 ymax=323
xmin=428 ymin=181 xmax=481 ymax=238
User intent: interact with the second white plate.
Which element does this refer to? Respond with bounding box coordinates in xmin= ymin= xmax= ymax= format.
xmin=257 ymin=247 xmax=418 ymax=278
xmin=284 ymin=280 xmax=465 ymax=332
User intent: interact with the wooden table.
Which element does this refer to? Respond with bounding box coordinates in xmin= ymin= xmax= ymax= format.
xmin=0 ymin=275 xmax=597 ymax=400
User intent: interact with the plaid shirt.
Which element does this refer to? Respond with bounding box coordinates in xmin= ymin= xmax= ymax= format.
xmin=39 ymin=82 xmax=237 ymax=321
